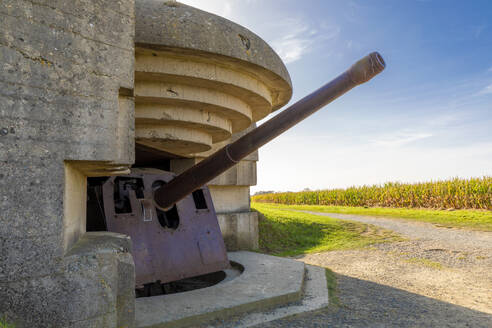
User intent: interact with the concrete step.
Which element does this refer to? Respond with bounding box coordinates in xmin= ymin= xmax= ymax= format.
xmin=205 ymin=263 xmax=329 ymax=328
xmin=135 ymin=251 xmax=329 ymax=328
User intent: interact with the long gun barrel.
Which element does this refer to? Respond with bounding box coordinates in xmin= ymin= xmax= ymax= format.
xmin=154 ymin=52 xmax=386 ymax=210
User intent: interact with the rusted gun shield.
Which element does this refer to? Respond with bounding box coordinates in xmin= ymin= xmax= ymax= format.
xmin=102 ymin=168 xmax=230 ymax=288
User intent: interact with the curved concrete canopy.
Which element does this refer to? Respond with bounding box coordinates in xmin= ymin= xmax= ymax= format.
xmin=134 ymin=0 xmax=293 ymax=156
xmin=135 ymin=0 xmax=292 ymax=106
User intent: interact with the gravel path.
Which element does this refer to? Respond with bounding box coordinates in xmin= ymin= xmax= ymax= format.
xmin=300 ymin=211 xmax=492 ymax=250
xmin=257 ymin=212 xmax=492 ymax=328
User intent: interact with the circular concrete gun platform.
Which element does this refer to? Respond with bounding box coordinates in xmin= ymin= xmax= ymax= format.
xmin=135 ymin=251 xmax=329 ymax=328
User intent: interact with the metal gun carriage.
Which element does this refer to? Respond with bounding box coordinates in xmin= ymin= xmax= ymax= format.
xmin=87 ymin=52 xmax=385 ymax=293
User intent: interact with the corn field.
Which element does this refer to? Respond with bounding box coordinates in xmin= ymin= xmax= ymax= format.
xmin=252 ymin=177 xmax=492 ymax=210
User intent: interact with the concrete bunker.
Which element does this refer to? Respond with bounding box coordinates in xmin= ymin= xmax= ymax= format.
xmin=85 ymin=0 xmax=293 ymax=299
xmin=0 ymin=0 xmax=382 ymax=326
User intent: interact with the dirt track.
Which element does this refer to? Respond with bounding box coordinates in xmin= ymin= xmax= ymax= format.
xmin=256 ymin=212 xmax=492 ymax=327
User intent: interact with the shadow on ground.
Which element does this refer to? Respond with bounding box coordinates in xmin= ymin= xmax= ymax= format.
xmin=256 ymin=273 xmax=492 ymax=328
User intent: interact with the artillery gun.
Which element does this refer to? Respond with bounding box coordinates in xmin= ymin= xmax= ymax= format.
xmin=87 ymin=52 xmax=385 ymax=295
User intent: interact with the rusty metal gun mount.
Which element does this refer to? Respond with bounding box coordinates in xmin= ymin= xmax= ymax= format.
xmin=96 ymin=168 xmax=229 ymax=288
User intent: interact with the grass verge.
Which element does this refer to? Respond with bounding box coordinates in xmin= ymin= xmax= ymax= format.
xmin=253 ymin=202 xmax=401 ymax=309
xmin=325 ymin=268 xmax=340 ymax=307
xmin=404 ymin=257 xmax=443 ymax=270
xmin=253 ymin=202 xmax=402 ymax=257
xmin=0 ymin=317 xmax=14 ymax=328
xmin=252 ymin=202 xmax=492 ymax=231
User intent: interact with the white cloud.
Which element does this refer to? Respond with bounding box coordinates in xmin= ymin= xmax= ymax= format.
xmin=178 ymin=0 xmax=235 ymax=20
xmin=176 ymin=1 xmax=340 ymax=64
xmin=478 ymin=84 xmax=492 ymax=95
xmin=269 ymin=19 xmax=340 ymax=64
xmin=270 ymin=22 xmax=311 ymax=64
xmin=370 ymin=132 xmax=433 ymax=148
xmin=473 ymin=24 xmax=487 ymax=39
xmin=426 ymin=112 xmax=463 ymax=127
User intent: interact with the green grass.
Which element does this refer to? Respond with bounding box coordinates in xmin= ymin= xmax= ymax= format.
xmin=325 ymin=268 xmax=340 ymax=307
xmin=404 ymin=257 xmax=443 ymax=270
xmin=253 ymin=202 xmax=402 ymax=257
xmin=252 ymin=202 xmax=492 ymax=231
xmin=0 ymin=317 xmax=14 ymax=328
xmin=253 ymin=202 xmax=401 ymax=309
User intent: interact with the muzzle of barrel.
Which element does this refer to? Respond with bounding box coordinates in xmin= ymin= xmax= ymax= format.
xmin=347 ymin=52 xmax=386 ymax=85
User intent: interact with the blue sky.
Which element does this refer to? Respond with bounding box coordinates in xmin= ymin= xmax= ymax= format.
xmin=180 ymin=0 xmax=492 ymax=192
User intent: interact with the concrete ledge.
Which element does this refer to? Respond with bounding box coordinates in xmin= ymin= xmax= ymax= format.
xmin=135 ymin=251 xmax=305 ymax=328
xmin=210 ymin=264 xmax=329 ymax=327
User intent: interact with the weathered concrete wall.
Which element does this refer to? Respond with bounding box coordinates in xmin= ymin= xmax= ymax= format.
xmin=0 ymin=1 xmax=136 ymax=327
xmin=217 ymin=212 xmax=259 ymax=250
xmin=209 ymin=186 xmax=251 ymax=213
